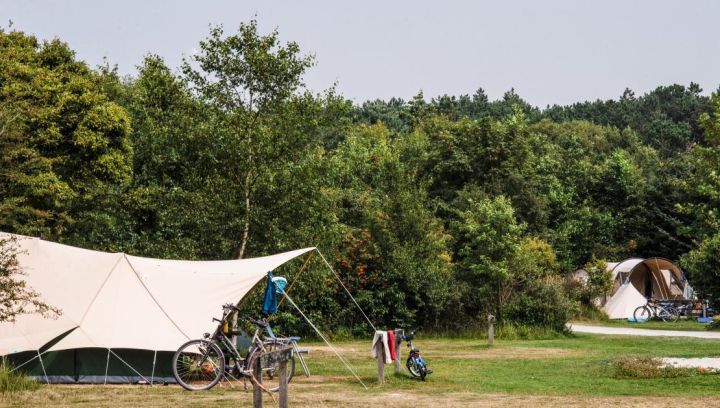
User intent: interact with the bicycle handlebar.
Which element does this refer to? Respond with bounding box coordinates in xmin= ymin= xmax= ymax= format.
xmin=217 ymin=304 xmax=267 ymax=329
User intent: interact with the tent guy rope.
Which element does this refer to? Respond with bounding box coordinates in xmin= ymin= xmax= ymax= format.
xmin=279 ymin=288 xmax=368 ymax=390
xmin=316 ymin=249 xmax=377 ymax=333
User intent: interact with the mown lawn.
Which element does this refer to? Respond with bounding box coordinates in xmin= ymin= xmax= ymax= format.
xmin=2 ymin=333 xmax=720 ymax=407
xmin=576 ymin=318 xmax=716 ymax=332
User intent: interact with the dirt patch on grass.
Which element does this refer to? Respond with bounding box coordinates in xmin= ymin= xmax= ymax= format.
xmin=306 ymin=344 xmax=581 ymax=360
xmin=447 ymin=346 xmax=582 ymax=360
xmin=288 ymin=391 xmax=720 ymax=407
xmin=4 ymin=387 xmax=720 ymax=408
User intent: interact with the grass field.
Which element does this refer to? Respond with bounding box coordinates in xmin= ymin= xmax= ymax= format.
xmin=2 ymin=333 xmax=720 ymax=407
xmin=575 ymin=318 xmax=716 ymax=331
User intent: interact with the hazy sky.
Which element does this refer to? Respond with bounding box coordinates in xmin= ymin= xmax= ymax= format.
xmin=2 ymin=0 xmax=719 ymax=107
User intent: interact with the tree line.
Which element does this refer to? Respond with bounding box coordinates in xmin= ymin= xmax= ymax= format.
xmin=1 ymin=22 xmax=719 ymax=334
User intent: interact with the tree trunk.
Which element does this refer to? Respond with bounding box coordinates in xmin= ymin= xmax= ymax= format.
xmin=237 ymin=106 xmax=256 ymax=260
xmin=237 ymin=168 xmax=252 ymax=259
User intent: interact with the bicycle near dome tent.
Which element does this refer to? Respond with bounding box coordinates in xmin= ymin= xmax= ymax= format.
xmin=633 ymin=298 xmax=680 ymax=323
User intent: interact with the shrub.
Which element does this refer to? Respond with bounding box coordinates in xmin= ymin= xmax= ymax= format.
xmin=505 ymin=276 xmax=578 ymax=332
xmin=494 ymin=321 xmax=569 ymax=340
xmin=582 ymin=257 xmax=613 ymax=304
xmin=611 ymin=357 xmax=703 ymax=379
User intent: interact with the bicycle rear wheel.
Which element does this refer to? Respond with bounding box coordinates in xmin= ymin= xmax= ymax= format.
xmin=633 ymin=306 xmax=652 ymax=322
xmin=172 ymin=339 xmax=225 ymax=391
xmin=660 ymin=306 xmax=679 ymax=323
xmin=246 ymin=340 xmax=295 ymax=392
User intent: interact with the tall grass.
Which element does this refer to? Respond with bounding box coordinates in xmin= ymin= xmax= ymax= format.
xmin=571 ymin=304 xmax=609 ymax=322
xmin=0 ymin=363 xmax=40 ymax=393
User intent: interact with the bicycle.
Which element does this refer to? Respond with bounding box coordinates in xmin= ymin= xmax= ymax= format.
xmin=171 ymin=303 xmax=295 ymax=391
xmin=401 ymin=331 xmax=432 ymax=381
xmin=633 ymin=298 xmax=679 ymax=322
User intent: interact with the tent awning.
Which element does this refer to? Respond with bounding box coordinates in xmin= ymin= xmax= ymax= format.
xmin=0 ymin=232 xmax=314 ymax=354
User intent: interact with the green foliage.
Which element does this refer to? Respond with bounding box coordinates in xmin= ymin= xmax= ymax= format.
xmin=2 ymin=22 xmax=719 ymax=335
xmin=0 ymin=236 xmax=60 ymax=322
xmin=0 ymin=363 xmax=39 ymax=393
xmin=0 ymin=29 xmax=132 ymax=241
xmin=676 ymin=92 xmax=720 ymax=244
xmin=586 ymin=258 xmax=614 ymax=298
xmin=543 ymin=84 xmax=711 ymax=156
xmin=577 ymin=257 xmax=614 ymax=305
xmin=681 ymin=233 xmax=720 ymax=304
xmin=319 ymin=124 xmax=454 ymax=330
xmin=182 ymin=20 xmax=315 ymax=259
xmin=450 ymin=191 xmax=523 ymax=319
xmin=449 ymin=190 xmax=574 ymax=329
xmin=505 ymin=276 xmax=576 ymax=332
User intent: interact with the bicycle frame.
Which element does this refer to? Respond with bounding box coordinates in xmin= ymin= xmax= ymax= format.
xmin=634 ymin=298 xmax=678 ymax=322
xmin=647 ymin=300 xmax=674 ymax=318
xmin=207 ymin=307 xmax=307 ymax=379
xmin=203 ymin=308 xmax=269 ymax=378
xmin=172 ymin=304 xmax=301 ymax=392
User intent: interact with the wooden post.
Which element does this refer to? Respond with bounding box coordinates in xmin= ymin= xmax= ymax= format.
xmin=254 ymin=347 xmax=292 ymax=408
xmin=375 ymin=340 xmax=385 ymax=384
xmin=279 ymin=359 xmax=288 ymax=408
xmin=393 ymin=329 xmax=403 ymax=374
xmin=488 ymin=314 xmax=495 ymax=346
xmin=253 ymin=356 xmax=263 ymax=408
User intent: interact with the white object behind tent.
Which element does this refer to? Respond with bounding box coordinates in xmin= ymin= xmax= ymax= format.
xmin=0 ymin=233 xmax=313 ymax=356
xmin=603 ymin=283 xmax=647 ymax=319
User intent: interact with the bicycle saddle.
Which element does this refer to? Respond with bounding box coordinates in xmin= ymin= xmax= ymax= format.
xmin=249 ymin=318 xmax=268 ymax=328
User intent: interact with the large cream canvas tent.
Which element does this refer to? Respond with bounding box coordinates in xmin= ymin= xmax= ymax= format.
xmin=0 ymin=233 xmax=313 ymax=384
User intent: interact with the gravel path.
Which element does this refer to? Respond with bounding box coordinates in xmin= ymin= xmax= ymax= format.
xmin=568 ymin=323 xmax=720 ymax=339
xmin=661 ymin=357 xmax=720 ymax=370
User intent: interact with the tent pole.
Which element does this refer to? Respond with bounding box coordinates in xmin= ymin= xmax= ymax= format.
xmin=108 ymin=349 xmax=152 ymax=384
xmin=650 ymin=259 xmax=669 ymax=299
xmin=104 ymin=349 xmax=110 ymax=385
xmin=278 ymin=252 xmax=314 ymax=307
xmin=151 ymin=350 xmax=157 ymax=386
xmin=9 ymin=353 xmax=40 ymax=373
xmin=316 ymin=249 xmax=377 ymax=332
xmin=656 ymin=258 xmax=672 ymax=299
xmin=36 ymin=350 xmax=49 ymax=384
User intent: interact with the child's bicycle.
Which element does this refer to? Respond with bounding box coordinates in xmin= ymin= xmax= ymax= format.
xmin=401 ymin=331 xmax=432 ymax=381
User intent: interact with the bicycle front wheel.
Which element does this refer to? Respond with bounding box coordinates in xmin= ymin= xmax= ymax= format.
xmin=406 ymin=356 xmax=422 ymax=378
xmin=246 ymin=340 xmax=295 ymax=392
xmin=172 ymin=339 xmax=225 ymax=391
xmin=633 ymin=306 xmax=652 ymax=322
